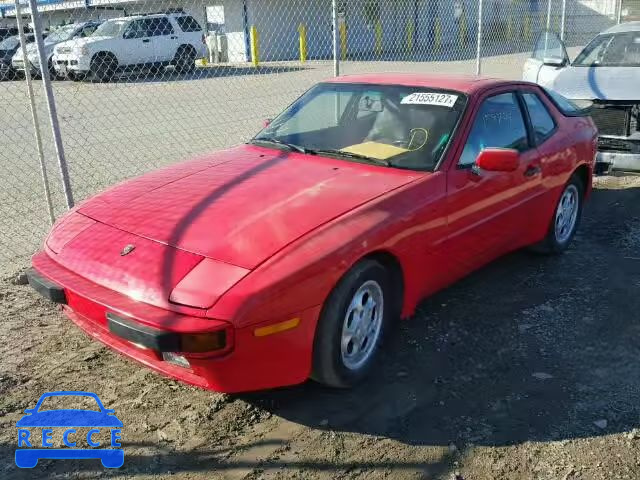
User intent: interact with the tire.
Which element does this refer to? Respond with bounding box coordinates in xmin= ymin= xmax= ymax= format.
xmin=90 ymin=53 xmax=118 ymax=82
xmin=47 ymin=57 xmax=56 ymax=79
xmin=312 ymin=259 xmax=394 ymax=388
xmin=173 ymin=46 xmax=196 ymax=74
xmin=533 ymin=173 xmax=584 ymax=254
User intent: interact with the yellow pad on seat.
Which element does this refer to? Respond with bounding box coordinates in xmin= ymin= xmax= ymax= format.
xmin=341 ymin=141 xmax=409 ymax=160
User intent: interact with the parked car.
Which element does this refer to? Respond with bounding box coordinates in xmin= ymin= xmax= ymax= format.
xmin=11 ymin=21 xmax=101 ymax=78
xmin=0 ymin=26 xmax=32 ymax=41
xmin=52 ymin=10 xmax=206 ymax=81
xmin=27 ymin=74 xmax=596 ymax=393
xmin=0 ymin=33 xmax=36 ymax=80
xmin=523 ymin=23 xmax=640 ymax=173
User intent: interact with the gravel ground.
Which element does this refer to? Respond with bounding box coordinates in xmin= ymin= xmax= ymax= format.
xmin=1 ymin=174 xmax=639 ymax=479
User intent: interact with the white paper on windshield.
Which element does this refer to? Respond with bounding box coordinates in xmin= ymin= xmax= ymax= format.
xmin=401 ymin=93 xmax=459 ymax=108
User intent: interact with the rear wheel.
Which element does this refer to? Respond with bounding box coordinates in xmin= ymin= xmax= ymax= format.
xmin=312 ymin=259 xmax=393 ymax=388
xmin=173 ymin=45 xmax=196 ymax=74
xmin=90 ymin=52 xmax=118 ymax=82
xmin=534 ymin=174 xmax=584 ymax=254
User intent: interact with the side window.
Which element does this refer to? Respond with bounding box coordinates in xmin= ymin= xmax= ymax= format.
xmin=124 ymin=20 xmax=148 ymax=39
xmin=149 ymin=17 xmax=174 ymax=37
xmin=175 ymin=15 xmax=202 ymax=33
xmin=80 ymin=25 xmax=97 ymax=37
xmin=522 ymin=92 xmax=556 ymax=144
xmin=459 ymin=92 xmax=529 ymax=166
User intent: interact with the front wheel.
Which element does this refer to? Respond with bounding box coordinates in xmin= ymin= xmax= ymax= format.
xmin=90 ymin=53 xmax=118 ymax=82
xmin=173 ymin=46 xmax=196 ymax=74
xmin=312 ymin=259 xmax=393 ymax=388
xmin=534 ymin=174 xmax=584 ymax=254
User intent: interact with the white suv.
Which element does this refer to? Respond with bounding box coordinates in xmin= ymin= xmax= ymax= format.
xmin=52 ymin=10 xmax=206 ymax=81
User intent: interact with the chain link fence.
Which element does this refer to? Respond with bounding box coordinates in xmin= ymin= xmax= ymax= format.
xmin=0 ymin=0 xmax=630 ymax=276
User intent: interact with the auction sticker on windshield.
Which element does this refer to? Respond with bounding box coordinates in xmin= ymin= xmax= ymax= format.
xmin=401 ymin=93 xmax=458 ymax=107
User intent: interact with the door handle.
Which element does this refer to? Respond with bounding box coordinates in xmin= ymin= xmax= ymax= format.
xmin=142 ymin=39 xmax=150 ymax=43
xmin=524 ymin=165 xmax=542 ymax=177
xmin=170 ymin=36 xmax=178 ymax=39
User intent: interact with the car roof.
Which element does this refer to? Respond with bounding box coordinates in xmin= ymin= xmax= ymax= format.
xmin=109 ymin=12 xmax=186 ymax=22
xmin=602 ymin=21 xmax=640 ymax=34
xmin=325 ymin=73 xmax=520 ymax=94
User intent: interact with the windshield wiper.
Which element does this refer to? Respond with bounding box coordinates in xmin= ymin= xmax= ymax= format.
xmin=307 ymin=148 xmax=390 ymax=166
xmin=250 ymin=138 xmax=308 ymax=154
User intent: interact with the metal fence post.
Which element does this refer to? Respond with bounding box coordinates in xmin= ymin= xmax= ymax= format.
xmin=27 ymin=0 xmax=74 ymax=209
xmin=546 ymin=0 xmax=553 ymax=31
xmin=617 ymin=0 xmax=623 ymax=24
xmin=560 ymin=0 xmax=567 ymax=40
xmin=475 ymin=0 xmax=483 ymax=76
xmin=332 ymin=0 xmax=340 ymax=76
xmin=14 ymin=0 xmax=55 ymax=226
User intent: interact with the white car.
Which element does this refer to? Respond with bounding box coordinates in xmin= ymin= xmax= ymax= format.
xmin=523 ymin=23 xmax=640 ymax=173
xmin=11 ymin=21 xmax=101 ymax=78
xmin=52 ymin=10 xmax=206 ymax=81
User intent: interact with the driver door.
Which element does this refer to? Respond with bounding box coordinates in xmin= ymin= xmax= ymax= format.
xmin=445 ymin=91 xmax=537 ymax=275
xmin=522 ymin=31 xmax=570 ymax=84
xmin=121 ymin=19 xmax=154 ymax=66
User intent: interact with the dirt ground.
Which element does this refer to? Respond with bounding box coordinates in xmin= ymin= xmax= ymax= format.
xmin=1 ymin=175 xmax=639 ymax=480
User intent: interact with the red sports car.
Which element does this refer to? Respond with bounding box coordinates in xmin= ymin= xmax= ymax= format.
xmin=27 ymin=74 xmax=597 ymax=393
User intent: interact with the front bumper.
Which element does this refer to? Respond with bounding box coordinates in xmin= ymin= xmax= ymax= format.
xmin=12 ymin=57 xmax=39 ymax=75
xmin=597 ymin=151 xmax=640 ymax=172
xmin=52 ymin=53 xmax=91 ymax=74
xmin=29 ymin=251 xmax=318 ymax=393
xmin=596 ymin=135 xmax=640 ymax=172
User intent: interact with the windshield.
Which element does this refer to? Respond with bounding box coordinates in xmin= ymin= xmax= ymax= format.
xmin=253 ymin=83 xmax=466 ymax=170
xmin=45 ymin=24 xmax=77 ymax=43
xmin=0 ymin=36 xmax=19 ymax=51
xmin=93 ymin=20 xmax=128 ymax=38
xmin=574 ymin=32 xmax=640 ymax=67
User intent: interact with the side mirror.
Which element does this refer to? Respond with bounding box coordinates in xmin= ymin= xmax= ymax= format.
xmin=476 ymin=148 xmax=519 ymax=172
xmin=543 ymin=56 xmax=566 ymax=67
xmin=263 ymin=118 xmax=272 ymax=128
xmin=123 ymin=30 xmax=135 ymax=40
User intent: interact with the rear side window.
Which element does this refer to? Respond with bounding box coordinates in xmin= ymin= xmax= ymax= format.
xmin=522 ymin=93 xmax=556 ymax=144
xmin=459 ymin=92 xmax=529 ymax=166
xmin=175 ymin=15 xmax=202 ymax=33
xmin=543 ymin=88 xmax=591 ymax=116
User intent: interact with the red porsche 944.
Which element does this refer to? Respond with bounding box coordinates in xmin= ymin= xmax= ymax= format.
xmin=28 ymin=74 xmax=597 ymax=393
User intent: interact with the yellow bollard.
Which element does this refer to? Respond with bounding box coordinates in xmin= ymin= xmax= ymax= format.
xmin=340 ymin=22 xmax=347 ymax=60
xmin=507 ymin=4 xmax=513 ymax=39
xmin=524 ymin=15 xmax=531 ymax=42
xmin=459 ymin=11 xmax=467 ymax=48
xmin=299 ymin=23 xmax=307 ymax=63
xmin=250 ymin=25 xmax=259 ymax=67
xmin=434 ymin=17 xmax=442 ymax=53
xmin=406 ymin=19 xmax=414 ymax=53
xmin=375 ymin=19 xmax=383 ymax=57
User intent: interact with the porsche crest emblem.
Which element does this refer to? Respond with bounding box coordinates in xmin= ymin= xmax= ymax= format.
xmin=120 ymin=244 xmax=136 ymax=256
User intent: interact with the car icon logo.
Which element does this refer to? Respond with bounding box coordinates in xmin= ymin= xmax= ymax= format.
xmin=15 ymin=391 xmax=124 ymax=468
xmin=120 ymin=244 xmax=135 ymax=256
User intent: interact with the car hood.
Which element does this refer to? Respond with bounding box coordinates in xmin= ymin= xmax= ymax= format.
xmin=68 ymin=36 xmax=112 ymax=48
xmin=550 ymin=66 xmax=640 ymax=100
xmin=16 ymin=410 xmax=123 ymax=427
xmin=78 ymin=145 xmax=417 ymax=270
